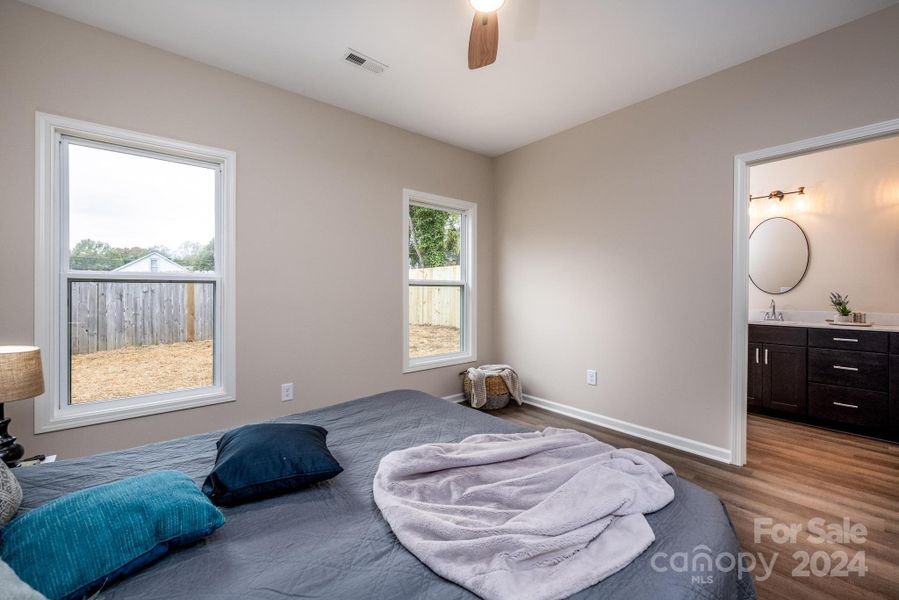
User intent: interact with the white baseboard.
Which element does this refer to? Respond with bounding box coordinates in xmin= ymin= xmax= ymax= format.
xmin=522 ymin=394 xmax=733 ymax=464
xmin=442 ymin=393 xmax=466 ymax=403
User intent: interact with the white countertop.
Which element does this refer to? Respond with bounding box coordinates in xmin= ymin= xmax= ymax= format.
xmin=749 ymin=320 xmax=899 ymax=333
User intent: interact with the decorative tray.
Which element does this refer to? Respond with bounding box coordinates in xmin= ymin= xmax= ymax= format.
xmin=825 ymin=320 xmax=874 ymax=327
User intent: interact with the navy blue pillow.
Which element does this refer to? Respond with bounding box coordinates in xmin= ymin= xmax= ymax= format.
xmin=202 ymin=423 xmax=342 ymax=506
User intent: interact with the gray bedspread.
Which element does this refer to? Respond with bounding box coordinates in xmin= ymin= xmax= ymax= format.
xmin=13 ymin=390 xmax=755 ymax=600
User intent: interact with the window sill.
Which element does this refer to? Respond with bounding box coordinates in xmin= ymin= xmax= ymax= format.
xmin=34 ymin=388 xmax=234 ymax=434
xmin=403 ymin=353 xmax=477 ymax=374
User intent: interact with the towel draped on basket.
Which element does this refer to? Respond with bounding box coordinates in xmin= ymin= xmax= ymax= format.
xmin=465 ymin=364 xmax=522 ymax=409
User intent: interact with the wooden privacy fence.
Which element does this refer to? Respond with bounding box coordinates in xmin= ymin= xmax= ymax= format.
xmin=409 ymin=266 xmax=462 ymax=328
xmin=70 ymin=281 xmax=213 ymax=355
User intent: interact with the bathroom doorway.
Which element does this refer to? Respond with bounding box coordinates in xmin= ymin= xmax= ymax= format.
xmin=730 ymin=118 xmax=899 ymax=465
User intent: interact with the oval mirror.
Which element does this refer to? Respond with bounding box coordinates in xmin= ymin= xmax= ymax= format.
xmin=749 ymin=217 xmax=809 ymax=295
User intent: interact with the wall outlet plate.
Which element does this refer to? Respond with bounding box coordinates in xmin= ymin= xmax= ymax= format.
xmin=281 ymin=383 xmax=294 ymax=402
xmin=586 ymin=370 xmax=597 ymax=386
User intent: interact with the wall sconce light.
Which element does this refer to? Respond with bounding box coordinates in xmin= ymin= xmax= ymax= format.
xmin=750 ymin=186 xmax=805 ymax=202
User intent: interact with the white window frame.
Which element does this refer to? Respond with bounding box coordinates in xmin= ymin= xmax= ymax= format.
xmin=34 ymin=113 xmax=237 ymax=434
xmin=402 ymin=189 xmax=477 ymax=373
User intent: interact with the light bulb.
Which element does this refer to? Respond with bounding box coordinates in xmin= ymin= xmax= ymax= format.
xmin=469 ymin=0 xmax=505 ymax=12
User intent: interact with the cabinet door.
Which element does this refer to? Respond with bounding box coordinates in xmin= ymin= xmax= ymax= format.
xmin=764 ymin=344 xmax=807 ymax=414
xmin=747 ymin=343 xmax=765 ymax=409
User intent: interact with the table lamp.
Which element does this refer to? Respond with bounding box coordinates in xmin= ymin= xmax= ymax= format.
xmin=0 ymin=346 xmax=44 ymax=467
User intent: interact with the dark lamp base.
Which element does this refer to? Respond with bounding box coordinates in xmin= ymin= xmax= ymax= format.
xmin=0 ymin=417 xmax=25 ymax=467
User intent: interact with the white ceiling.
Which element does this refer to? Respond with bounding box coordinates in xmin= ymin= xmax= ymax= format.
xmin=22 ymin=0 xmax=897 ymax=156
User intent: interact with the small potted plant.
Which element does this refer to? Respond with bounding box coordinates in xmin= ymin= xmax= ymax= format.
xmin=830 ymin=292 xmax=852 ymax=323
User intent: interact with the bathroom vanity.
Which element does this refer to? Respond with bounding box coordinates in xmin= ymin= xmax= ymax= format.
xmin=748 ymin=321 xmax=899 ymax=441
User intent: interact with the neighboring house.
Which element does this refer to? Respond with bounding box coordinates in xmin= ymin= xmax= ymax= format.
xmin=113 ymin=251 xmax=186 ymax=273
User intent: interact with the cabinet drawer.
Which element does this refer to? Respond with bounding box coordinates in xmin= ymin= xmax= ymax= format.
xmin=749 ymin=325 xmax=806 ymax=346
xmin=808 ymin=383 xmax=888 ymax=428
xmin=808 ymin=328 xmax=888 ymax=353
xmin=891 ymin=333 xmax=899 ymax=355
xmin=808 ymin=348 xmax=888 ymax=391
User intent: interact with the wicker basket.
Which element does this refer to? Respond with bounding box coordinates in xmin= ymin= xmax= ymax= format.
xmin=462 ymin=372 xmax=511 ymax=410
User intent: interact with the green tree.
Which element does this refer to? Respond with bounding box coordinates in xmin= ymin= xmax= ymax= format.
xmin=173 ymin=239 xmax=214 ymax=271
xmin=175 ymin=241 xmax=202 ymax=262
xmin=70 ymin=239 xmax=116 ymax=270
xmin=192 ymin=240 xmax=215 ymax=272
xmin=408 ymin=206 xmax=461 ymax=269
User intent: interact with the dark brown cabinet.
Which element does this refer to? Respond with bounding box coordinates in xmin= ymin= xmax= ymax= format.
xmin=747 ymin=343 xmax=765 ymax=409
xmin=749 ymin=323 xmax=899 ymax=441
xmin=765 ymin=344 xmax=807 ymax=413
xmin=807 ymin=328 xmax=888 ymax=353
xmin=808 ymin=383 xmax=888 ymax=428
xmin=807 ymin=348 xmax=889 ymax=391
xmin=747 ymin=328 xmax=807 ymax=414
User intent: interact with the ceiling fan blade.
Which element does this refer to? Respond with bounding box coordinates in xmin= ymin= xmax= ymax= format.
xmin=468 ymin=11 xmax=499 ymax=69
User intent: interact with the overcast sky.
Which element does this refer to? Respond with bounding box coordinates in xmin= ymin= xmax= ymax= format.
xmin=68 ymin=143 xmax=216 ymax=252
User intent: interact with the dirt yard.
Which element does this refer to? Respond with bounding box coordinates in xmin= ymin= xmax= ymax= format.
xmin=409 ymin=324 xmax=460 ymax=358
xmin=69 ymin=326 xmax=458 ymax=404
xmin=70 ymin=340 xmax=213 ymax=404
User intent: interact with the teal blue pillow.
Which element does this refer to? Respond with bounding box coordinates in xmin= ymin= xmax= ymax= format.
xmin=1 ymin=470 xmax=224 ymax=600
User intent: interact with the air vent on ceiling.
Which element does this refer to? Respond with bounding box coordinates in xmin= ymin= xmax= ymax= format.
xmin=343 ymin=49 xmax=388 ymax=75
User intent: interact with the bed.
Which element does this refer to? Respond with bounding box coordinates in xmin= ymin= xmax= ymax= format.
xmin=14 ymin=390 xmax=755 ymax=599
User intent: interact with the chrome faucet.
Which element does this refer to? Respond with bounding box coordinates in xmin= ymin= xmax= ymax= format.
xmin=764 ymin=299 xmax=784 ymax=321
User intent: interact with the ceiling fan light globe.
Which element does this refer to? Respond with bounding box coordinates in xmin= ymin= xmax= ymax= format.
xmin=469 ymin=0 xmax=505 ymax=13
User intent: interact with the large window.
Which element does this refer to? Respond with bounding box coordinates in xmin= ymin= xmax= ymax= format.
xmin=35 ymin=114 xmax=235 ymax=432
xmin=403 ymin=190 xmax=476 ymax=372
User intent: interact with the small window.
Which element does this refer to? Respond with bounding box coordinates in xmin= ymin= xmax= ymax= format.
xmin=403 ymin=190 xmax=476 ymax=372
xmin=35 ymin=114 xmax=235 ymax=432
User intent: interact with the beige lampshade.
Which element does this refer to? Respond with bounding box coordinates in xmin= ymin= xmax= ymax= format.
xmin=0 ymin=346 xmax=45 ymax=403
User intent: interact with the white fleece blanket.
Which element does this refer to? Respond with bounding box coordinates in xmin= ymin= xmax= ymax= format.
xmin=373 ymin=428 xmax=675 ymax=600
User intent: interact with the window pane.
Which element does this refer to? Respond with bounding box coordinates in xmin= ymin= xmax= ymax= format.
xmin=408 ymin=285 xmax=461 ymax=358
xmin=408 ymin=204 xmax=462 ymax=280
xmin=67 ymin=141 xmax=216 ymax=273
xmin=69 ymin=280 xmax=215 ymax=404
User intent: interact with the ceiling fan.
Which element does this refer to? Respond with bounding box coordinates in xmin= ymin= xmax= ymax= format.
xmin=467 ymin=0 xmax=505 ymax=69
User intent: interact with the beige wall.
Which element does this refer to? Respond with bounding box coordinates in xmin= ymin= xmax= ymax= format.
xmin=493 ymin=6 xmax=899 ymax=451
xmin=0 ymin=0 xmax=495 ymax=458
xmin=749 ymin=134 xmax=899 ymax=313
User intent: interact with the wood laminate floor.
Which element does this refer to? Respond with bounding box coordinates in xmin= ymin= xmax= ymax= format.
xmin=488 ymin=404 xmax=899 ymax=600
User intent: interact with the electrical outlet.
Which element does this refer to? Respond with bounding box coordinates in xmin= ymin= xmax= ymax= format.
xmin=586 ymin=370 xmax=597 ymax=386
xmin=281 ymin=383 xmax=294 ymax=402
